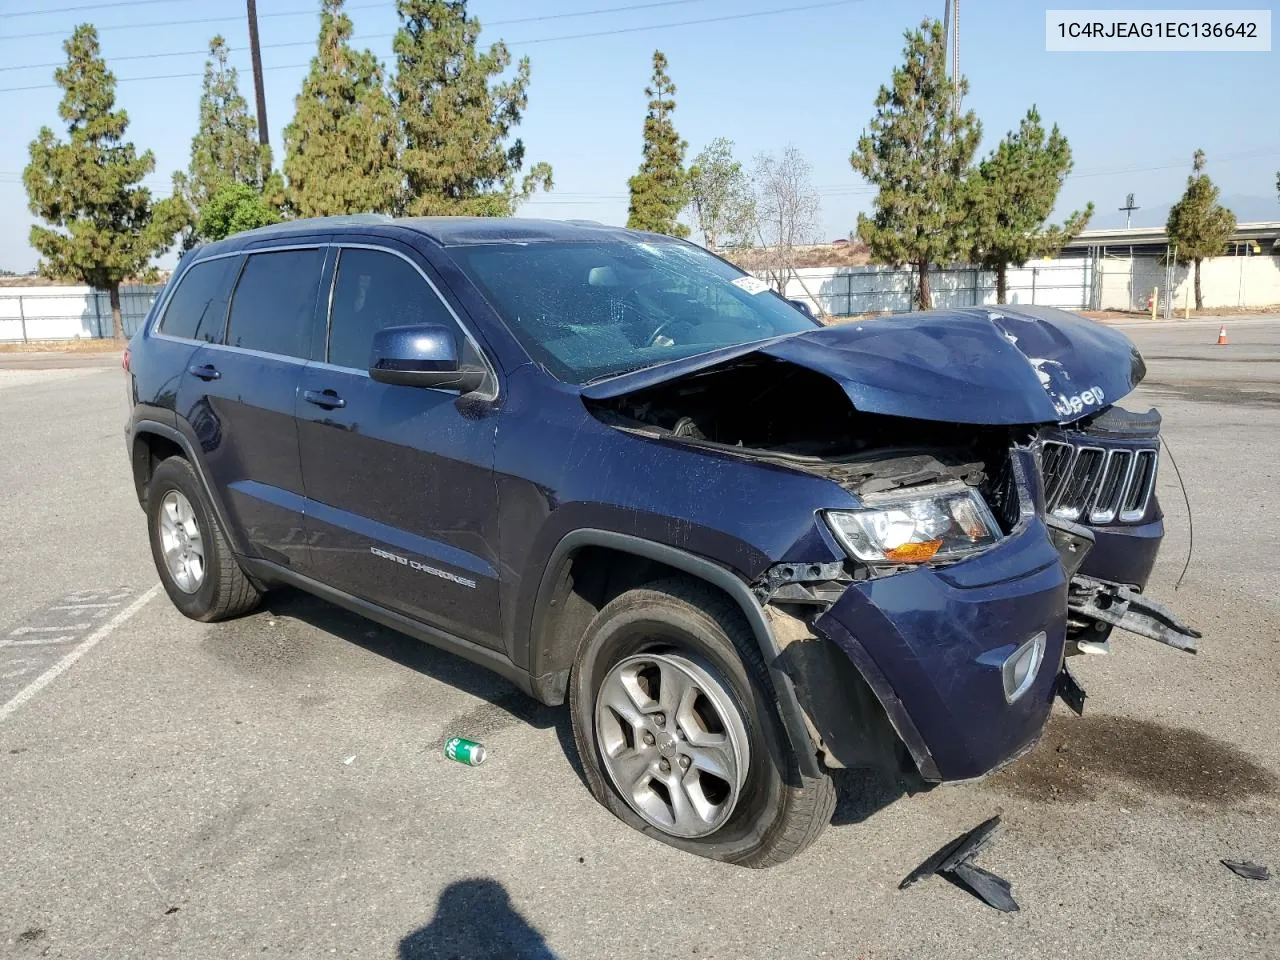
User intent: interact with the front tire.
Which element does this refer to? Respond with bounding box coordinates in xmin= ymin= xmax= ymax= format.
xmin=569 ymin=578 xmax=835 ymax=867
xmin=147 ymin=456 xmax=261 ymax=622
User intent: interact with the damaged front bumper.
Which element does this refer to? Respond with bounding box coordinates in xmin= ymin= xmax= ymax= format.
xmin=765 ymin=505 xmax=1200 ymax=788
xmin=805 ymin=516 xmax=1069 ymax=783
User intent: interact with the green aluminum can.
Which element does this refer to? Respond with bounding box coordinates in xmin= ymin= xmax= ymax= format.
xmin=444 ymin=736 xmax=486 ymax=766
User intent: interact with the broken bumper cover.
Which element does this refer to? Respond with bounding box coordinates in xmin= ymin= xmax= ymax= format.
xmin=814 ymin=517 xmax=1068 ymax=782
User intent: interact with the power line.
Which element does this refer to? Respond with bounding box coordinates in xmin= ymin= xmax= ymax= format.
xmin=811 ymin=149 xmax=1280 ymax=192
xmin=1 ymin=0 xmax=197 ymax=20
xmin=0 ymin=2 xmax=370 ymax=42
xmin=0 ymin=0 xmax=715 ymax=72
xmin=0 ymin=0 xmax=865 ymax=93
xmin=1067 ymin=150 xmax=1280 ymax=179
xmin=0 ymin=0 xmax=710 ymax=44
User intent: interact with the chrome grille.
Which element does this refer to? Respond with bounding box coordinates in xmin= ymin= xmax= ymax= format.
xmin=1120 ymin=449 xmax=1158 ymax=521
xmin=1052 ymin=447 xmax=1105 ymax=520
xmin=1040 ymin=441 xmax=1074 ymax=505
xmin=1089 ymin=450 xmax=1133 ymax=523
xmin=1041 ymin=439 xmax=1158 ymax=524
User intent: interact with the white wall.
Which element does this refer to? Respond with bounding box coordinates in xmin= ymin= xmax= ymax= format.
xmin=0 ymin=284 xmax=162 ymax=341
xmin=1097 ymin=254 xmax=1280 ymax=312
xmin=763 ymin=253 xmax=1280 ymax=317
xmin=761 ymin=257 xmax=1095 ymax=317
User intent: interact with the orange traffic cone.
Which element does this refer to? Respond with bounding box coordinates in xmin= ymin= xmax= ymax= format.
xmin=1217 ymin=325 xmax=1229 ymax=345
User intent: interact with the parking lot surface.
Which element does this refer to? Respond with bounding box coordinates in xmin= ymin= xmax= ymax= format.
xmin=1 ymin=320 xmax=1278 ymax=959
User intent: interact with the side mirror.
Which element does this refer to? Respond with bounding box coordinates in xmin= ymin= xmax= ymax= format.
xmin=368 ymin=324 xmax=487 ymax=393
xmin=787 ymin=299 xmax=816 ymax=320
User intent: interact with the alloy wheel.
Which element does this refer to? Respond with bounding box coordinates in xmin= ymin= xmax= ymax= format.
xmin=594 ymin=651 xmax=750 ymax=838
xmin=158 ymin=490 xmax=205 ymax=593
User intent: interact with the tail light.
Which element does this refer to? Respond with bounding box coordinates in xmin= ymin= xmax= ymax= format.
xmin=121 ymin=346 xmax=131 ymax=372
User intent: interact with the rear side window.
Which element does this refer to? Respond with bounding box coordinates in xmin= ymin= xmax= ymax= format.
xmin=158 ymin=257 xmax=239 ymax=342
xmin=327 ymin=248 xmax=461 ymax=370
xmin=226 ymin=249 xmax=325 ymax=359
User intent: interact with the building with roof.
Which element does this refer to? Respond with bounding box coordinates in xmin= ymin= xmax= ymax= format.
xmin=1063 ymin=221 xmax=1280 ymax=258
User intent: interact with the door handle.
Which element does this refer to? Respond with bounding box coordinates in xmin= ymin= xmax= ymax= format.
xmin=303 ymin=388 xmax=346 ymax=410
xmin=188 ymin=363 xmax=221 ymax=381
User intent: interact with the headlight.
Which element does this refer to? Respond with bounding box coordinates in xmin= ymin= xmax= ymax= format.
xmin=825 ymin=484 xmax=1001 ymax=565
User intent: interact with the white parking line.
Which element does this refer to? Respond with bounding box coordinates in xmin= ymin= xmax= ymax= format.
xmin=0 ymin=584 xmax=162 ymax=723
xmin=7 ymin=624 xmax=92 ymax=636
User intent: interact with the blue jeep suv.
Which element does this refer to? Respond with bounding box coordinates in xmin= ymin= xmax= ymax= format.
xmin=125 ymin=216 xmax=1197 ymax=866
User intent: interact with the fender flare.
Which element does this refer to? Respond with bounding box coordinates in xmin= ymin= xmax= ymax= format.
xmin=530 ymin=529 xmax=822 ymax=779
xmin=130 ymin=418 xmax=247 ymax=557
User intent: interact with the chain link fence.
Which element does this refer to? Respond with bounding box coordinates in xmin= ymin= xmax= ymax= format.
xmin=0 ymin=284 xmax=163 ymax=342
xmin=769 ymin=257 xmax=1094 ymax=318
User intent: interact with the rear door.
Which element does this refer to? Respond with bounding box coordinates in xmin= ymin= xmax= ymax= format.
xmin=177 ymin=245 xmax=327 ymax=569
xmin=295 ymin=243 xmax=503 ymax=650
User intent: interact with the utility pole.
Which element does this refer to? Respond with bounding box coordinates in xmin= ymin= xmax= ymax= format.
xmin=941 ymin=0 xmax=960 ymax=117
xmin=942 ymin=0 xmax=951 ymax=65
xmin=246 ymin=0 xmax=269 ymax=147
xmin=1120 ymin=192 xmax=1139 ymax=229
xmin=952 ymin=0 xmax=960 ymax=117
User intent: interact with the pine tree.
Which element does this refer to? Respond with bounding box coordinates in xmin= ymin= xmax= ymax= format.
xmin=393 ymin=0 xmax=551 ymax=216
xmin=687 ymin=137 xmax=754 ymax=251
xmin=176 ymin=35 xmax=278 ymax=245
xmin=1166 ymin=150 xmax=1236 ymax=311
xmin=24 ymin=25 xmax=186 ymax=339
xmin=283 ymin=0 xmax=400 ymax=218
xmin=966 ymin=107 xmax=1093 ymax=304
xmin=850 ymin=19 xmax=980 ymax=309
xmin=190 ymin=37 xmax=269 ymax=202
xmin=627 ymin=51 xmax=688 ymax=237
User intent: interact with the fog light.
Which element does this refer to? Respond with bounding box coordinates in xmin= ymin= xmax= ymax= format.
xmin=1002 ymin=632 xmax=1046 ymax=703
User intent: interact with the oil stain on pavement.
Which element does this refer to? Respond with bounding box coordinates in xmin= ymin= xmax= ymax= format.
xmin=987 ymin=714 xmax=1280 ymax=807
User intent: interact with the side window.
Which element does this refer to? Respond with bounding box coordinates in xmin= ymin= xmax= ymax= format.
xmin=158 ymin=257 xmax=240 ymax=342
xmin=327 ymin=248 xmax=462 ymax=370
xmin=225 ymin=248 xmax=325 ymax=359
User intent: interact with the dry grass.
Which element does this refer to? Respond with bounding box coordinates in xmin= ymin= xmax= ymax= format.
xmin=724 ymin=242 xmax=872 ymax=271
xmin=0 ymin=338 xmax=125 ymax=354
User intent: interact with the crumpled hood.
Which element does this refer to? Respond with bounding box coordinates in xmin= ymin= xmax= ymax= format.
xmin=583 ymin=305 xmax=1146 ymax=426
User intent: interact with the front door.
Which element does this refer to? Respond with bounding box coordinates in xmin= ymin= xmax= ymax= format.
xmin=177 ymin=246 xmax=327 ymax=569
xmin=295 ymin=244 xmax=503 ymax=650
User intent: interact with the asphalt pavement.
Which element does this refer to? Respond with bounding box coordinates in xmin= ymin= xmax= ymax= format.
xmin=1 ymin=321 xmax=1277 ymax=959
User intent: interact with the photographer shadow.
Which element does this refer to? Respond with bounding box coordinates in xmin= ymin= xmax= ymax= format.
xmin=399 ymin=879 xmax=559 ymax=960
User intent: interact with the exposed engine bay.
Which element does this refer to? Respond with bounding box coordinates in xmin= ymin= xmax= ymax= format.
xmin=585 ymin=354 xmax=1020 ymax=493
xmin=584 ymin=350 xmax=1201 ymax=662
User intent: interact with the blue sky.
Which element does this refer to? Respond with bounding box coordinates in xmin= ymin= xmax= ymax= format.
xmin=0 ymin=0 xmax=1276 ymax=272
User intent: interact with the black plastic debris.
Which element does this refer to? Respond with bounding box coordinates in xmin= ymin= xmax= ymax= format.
xmin=899 ymin=815 xmax=1019 ymax=912
xmin=1221 ymin=860 xmax=1270 ymax=881
xmin=1056 ymin=663 xmax=1087 ymax=716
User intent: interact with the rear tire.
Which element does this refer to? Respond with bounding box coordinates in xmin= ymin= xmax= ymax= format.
xmin=147 ymin=456 xmax=261 ymax=622
xmin=569 ymin=578 xmax=835 ymax=867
